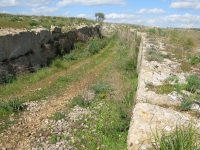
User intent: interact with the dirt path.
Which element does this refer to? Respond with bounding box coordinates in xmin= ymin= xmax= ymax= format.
xmin=1 ymin=44 xmax=112 ymax=101
xmin=0 ymin=43 xmax=115 ymax=149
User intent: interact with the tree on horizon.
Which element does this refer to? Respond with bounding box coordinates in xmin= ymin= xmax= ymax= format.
xmin=95 ymin=13 xmax=105 ymax=22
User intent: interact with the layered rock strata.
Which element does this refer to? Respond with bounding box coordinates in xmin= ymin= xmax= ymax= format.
xmin=0 ymin=25 xmax=101 ymax=83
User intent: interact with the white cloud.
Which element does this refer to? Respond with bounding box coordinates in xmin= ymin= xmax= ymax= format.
xmin=0 ymin=0 xmax=51 ymax=7
xmin=57 ymin=0 xmax=126 ymax=7
xmin=75 ymin=14 xmax=93 ymax=19
xmin=0 ymin=0 xmax=17 ymax=7
xmin=106 ymin=13 xmax=138 ymax=19
xmin=170 ymin=0 xmax=200 ymax=9
xmin=31 ymin=6 xmax=59 ymax=15
xmin=105 ymin=13 xmax=200 ymax=28
xmin=136 ymin=8 xmax=147 ymax=14
xmin=62 ymin=11 xmax=70 ymax=16
xmin=137 ymin=8 xmax=165 ymax=14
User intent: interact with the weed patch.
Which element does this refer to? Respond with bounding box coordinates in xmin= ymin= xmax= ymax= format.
xmin=91 ymin=80 xmax=112 ymax=95
xmin=151 ymin=123 xmax=200 ymax=150
xmin=189 ymin=54 xmax=200 ymax=65
xmin=49 ymin=112 xmax=65 ymax=121
xmin=146 ymin=48 xmax=169 ymax=63
xmin=186 ymin=74 xmax=200 ymax=93
xmin=69 ymin=95 xmax=91 ymax=108
xmin=0 ymin=98 xmax=24 ymax=119
xmin=180 ymin=97 xmax=193 ymax=111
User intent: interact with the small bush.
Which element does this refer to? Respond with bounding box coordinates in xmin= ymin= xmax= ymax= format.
xmin=152 ymin=123 xmax=200 ymax=150
xmin=185 ymin=38 xmax=194 ymax=47
xmin=189 ymin=54 xmax=200 ymax=65
xmin=42 ymin=24 xmax=51 ymax=30
xmin=89 ymin=41 xmax=99 ymax=54
xmin=125 ymin=58 xmax=137 ymax=72
xmin=58 ymin=23 xmax=65 ymax=27
xmin=52 ymin=59 xmax=65 ymax=68
xmin=146 ymin=48 xmax=167 ymax=62
xmin=69 ymin=95 xmax=91 ymax=108
xmin=50 ymin=112 xmax=65 ymax=121
xmin=149 ymin=28 xmax=156 ymax=34
xmin=91 ymin=81 xmax=112 ymax=95
xmin=29 ymin=20 xmax=39 ymax=26
xmin=5 ymin=74 xmax=16 ymax=84
xmin=0 ymin=98 xmax=24 ymax=118
xmin=63 ymin=52 xmax=77 ymax=60
xmin=50 ymin=134 xmax=63 ymax=144
xmin=186 ymin=75 xmax=200 ymax=93
xmin=180 ymin=97 xmax=193 ymax=111
xmin=57 ymin=76 xmax=70 ymax=82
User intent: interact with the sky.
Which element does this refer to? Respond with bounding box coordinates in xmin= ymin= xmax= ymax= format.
xmin=0 ymin=0 xmax=200 ymax=28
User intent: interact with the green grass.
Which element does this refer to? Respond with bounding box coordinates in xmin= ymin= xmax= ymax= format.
xmin=186 ymin=74 xmax=200 ymax=93
xmin=64 ymin=29 xmax=139 ymax=150
xmin=0 ymin=98 xmax=24 ymax=119
xmin=180 ymin=97 xmax=193 ymax=111
xmin=151 ymin=123 xmax=200 ymax=150
xmin=189 ymin=53 xmax=200 ymax=66
xmin=49 ymin=112 xmax=65 ymax=121
xmin=0 ymin=13 xmax=95 ymax=29
xmin=0 ymin=34 xmax=115 ymax=133
xmin=69 ymin=95 xmax=92 ymax=108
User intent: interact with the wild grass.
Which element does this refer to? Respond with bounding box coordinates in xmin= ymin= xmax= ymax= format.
xmin=146 ymin=48 xmax=170 ymax=63
xmin=0 ymin=35 xmax=114 ymax=130
xmin=49 ymin=112 xmax=65 ymax=121
xmin=189 ymin=53 xmax=200 ymax=65
xmin=0 ymin=98 xmax=24 ymax=119
xmin=180 ymin=97 xmax=193 ymax=111
xmin=69 ymin=95 xmax=92 ymax=108
xmin=62 ymin=29 xmax=139 ymax=149
xmin=186 ymin=74 xmax=200 ymax=93
xmin=151 ymin=123 xmax=200 ymax=150
xmin=0 ymin=13 xmax=95 ymax=29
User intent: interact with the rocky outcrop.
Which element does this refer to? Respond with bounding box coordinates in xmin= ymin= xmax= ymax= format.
xmin=127 ymin=33 xmax=200 ymax=150
xmin=0 ymin=25 xmax=102 ymax=83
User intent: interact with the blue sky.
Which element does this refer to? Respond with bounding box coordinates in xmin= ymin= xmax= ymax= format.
xmin=0 ymin=0 xmax=200 ymax=28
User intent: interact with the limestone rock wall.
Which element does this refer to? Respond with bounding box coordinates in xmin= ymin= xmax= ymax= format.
xmin=127 ymin=33 xmax=200 ymax=150
xmin=0 ymin=25 xmax=101 ymax=83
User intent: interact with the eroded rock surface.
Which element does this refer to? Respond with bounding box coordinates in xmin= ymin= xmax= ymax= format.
xmin=0 ymin=25 xmax=101 ymax=83
xmin=128 ymin=103 xmax=200 ymax=150
xmin=128 ymin=33 xmax=200 ymax=150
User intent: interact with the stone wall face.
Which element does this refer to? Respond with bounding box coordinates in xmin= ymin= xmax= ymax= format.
xmin=127 ymin=33 xmax=200 ymax=150
xmin=0 ymin=25 xmax=101 ymax=83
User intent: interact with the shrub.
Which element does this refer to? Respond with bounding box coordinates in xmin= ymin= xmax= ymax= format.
xmin=0 ymin=98 xmax=24 ymax=118
xmin=69 ymin=95 xmax=91 ymax=108
xmin=146 ymin=48 xmax=168 ymax=62
xmin=180 ymin=97 xmax=193 ymax=111
xmin=125 ymin=58 xmax=137 ymax=72
xmin=5 ymin=74 xmax=16 ymax=84
xmin=149 ymin=28 xmax=156 ymax=34
xmin=63 ymin=52 xmax=77 ymax=60
xmin=189 ymin=54 xmax=200 ymax=65
xmin=91 ymin=81 xmax=112 ymax=95
xmin=57 ymin=76 xmax=70 ymax=82
xmin=42 ymin=24 xmax=51 ymax=30
xmin=29 ymin=20 xmax=39 ymax=26
xmin=50 ymin=112 xmax=65 ymax=121
xmin=52 ymin=58 xmax=65 ymax=68
xmin=185 ymin=38 xmax=194 ymax=47
xmin=10 ymin=17 xmax=22 ymax=22
xmin=89 ymin=40 xmax=99 ymax=54
xmin=186 ymin=75 xmax=200 ymax=93
xmin=58 ymin=23 xmax=65 ymax=27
